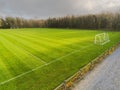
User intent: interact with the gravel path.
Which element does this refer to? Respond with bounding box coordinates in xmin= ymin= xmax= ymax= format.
xmin=73 ymin=47 xmax=120 ymax=90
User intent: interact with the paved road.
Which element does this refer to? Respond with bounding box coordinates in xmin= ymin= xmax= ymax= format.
xmin=73 ymin=47 xmax=120 ymax=90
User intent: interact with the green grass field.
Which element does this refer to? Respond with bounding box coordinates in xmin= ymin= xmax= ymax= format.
xmin=0 ymin=28 xmax=120 ymax=90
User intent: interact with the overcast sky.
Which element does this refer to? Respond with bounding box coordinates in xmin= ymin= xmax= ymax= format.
xmin=0 ymin=0 xmax=120 ymax=19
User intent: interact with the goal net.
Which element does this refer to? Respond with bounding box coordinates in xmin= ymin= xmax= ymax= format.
xmin=94 ymin=33 xmax=110 ymax=45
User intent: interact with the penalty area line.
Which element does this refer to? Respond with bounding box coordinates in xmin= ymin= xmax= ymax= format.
xmin=24 ymin=50 xmax=47 ymax=64
xmin=0 ymin=44 xmax=93 ymax=86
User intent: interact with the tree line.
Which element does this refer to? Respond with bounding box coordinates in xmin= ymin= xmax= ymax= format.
xmin=0 ymin=13 xmax=120 ymax=30
xmin=45 ymin=13 xmax=120 ymax=30
xmin=0 ymin=17 xmax=45 ymax=29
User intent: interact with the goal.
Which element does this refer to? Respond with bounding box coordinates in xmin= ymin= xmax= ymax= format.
xmin=94 ymin=33 xmax=110 ymax=45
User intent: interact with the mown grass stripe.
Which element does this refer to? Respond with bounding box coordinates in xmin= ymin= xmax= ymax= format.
xmin=0 ymin=34 xmax=44 ymax=67
xmin=0 ymin=44 xmax=93 ymax=86
xmin=1 ymin=32 xmax=61 ymax=62
xmin=5 ymin=30 xmax=93 ymax=56
xmin=9 ymin=30 xmax=93 ymax=49
xmin=1 ymin=32 xmax=81 ymax=62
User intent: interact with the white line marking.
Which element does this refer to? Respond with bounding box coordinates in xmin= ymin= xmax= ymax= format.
xmin=23 ymin=49 xmax=47 ymax=64
xmin=0 ymin=44 xmax=93 ymax=86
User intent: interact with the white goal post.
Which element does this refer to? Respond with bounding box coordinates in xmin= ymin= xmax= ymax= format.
xmin=94 ymin=33 xmax=110 ymax=45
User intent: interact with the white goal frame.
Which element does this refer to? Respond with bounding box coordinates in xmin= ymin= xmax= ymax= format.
xmin=94 ymin=33 xmax=110 ymax=45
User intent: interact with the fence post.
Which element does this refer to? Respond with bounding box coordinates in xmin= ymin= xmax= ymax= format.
xmin=64 ymin=80 xmax=67 ymax=90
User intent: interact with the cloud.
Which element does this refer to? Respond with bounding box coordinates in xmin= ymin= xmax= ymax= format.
xmin=0 ymin=0 xmax=120 ymax=19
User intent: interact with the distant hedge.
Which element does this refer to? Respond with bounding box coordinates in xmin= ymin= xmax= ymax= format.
xmin=0 ymin=13 xmax=120 ymax=30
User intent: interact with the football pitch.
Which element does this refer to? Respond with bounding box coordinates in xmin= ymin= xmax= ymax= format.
xmin=0 ymin=28 xmax=120 ymax=90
